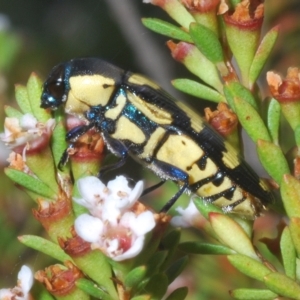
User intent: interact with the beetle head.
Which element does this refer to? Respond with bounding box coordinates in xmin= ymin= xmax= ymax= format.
xmin=41 ymin=63 xmax=68 ymax=110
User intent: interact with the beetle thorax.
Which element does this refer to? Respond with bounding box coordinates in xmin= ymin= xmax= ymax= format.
xmin=65 ymin=74 xmax=116 ymax=117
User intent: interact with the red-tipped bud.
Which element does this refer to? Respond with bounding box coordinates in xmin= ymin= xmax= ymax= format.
xmin=222 ymin=0 xmax=264 ymax=30
xmin=35 ymin=262 xmax=83 ymax=297
xmin=205 ymin=102 xmax=238 ymax=136
xmin=267 ymin=68 xmax=300 ymax=103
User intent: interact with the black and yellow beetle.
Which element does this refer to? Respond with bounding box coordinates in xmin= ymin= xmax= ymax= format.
xmin=41 ymin=57 xmax=273 ymax=217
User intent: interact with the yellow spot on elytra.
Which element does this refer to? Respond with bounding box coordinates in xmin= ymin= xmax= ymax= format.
xmin=112 ymin=116 xmax=145 ymax=144
xmin=127 ymin=92 xmax=173 ymax=125
xmin=128 ymin=74 xmax=161 ymax=90
xmin=156 ymin=134 xmax=204 ymax=180
xmin=222 ymin=141 xmax=240 ymax=169
xmin=105 ymin=93 xmax=127 ymax=120
xmin=139 ymin=127 xmax=166 ymax=159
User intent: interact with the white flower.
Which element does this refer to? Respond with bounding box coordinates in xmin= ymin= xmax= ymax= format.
xmin=171 ymin=198 xmax=203 ymax=228
xmin=73 ymin=176 xmax=144 ymax=221
xmin=74 ymin=214 xmax=104 ymax=243
xmin=0 ymin=114 xmax=55 ymax=154
xmin=73 ymin=176 xmax=107 ymax=217
xmin=0 ymin=265 xmax=33 ymax=300
xmin=74 ymin=176 xmax=156 ymax=261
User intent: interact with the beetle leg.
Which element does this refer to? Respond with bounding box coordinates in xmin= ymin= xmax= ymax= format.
xmin=160 ymin=181 xmax=189 ymax=213
xmin=141 ymin=180 xmax=166 ymax=197
xmin=58 ymin=143 xmax=75 ymax=170
xmin=66 ymin=123 xmax=94 ymax=142
xmin=150 ymin=159 xmax=189 ymax=213
xmin=98 ymin=137 xmax=128 ymax=178
xmin=58 ymin=124 xmax=94 ymax=169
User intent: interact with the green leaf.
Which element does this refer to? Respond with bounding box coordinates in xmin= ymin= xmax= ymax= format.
xmin=165 ymin=256 xmax=188 ymax=284
xmin=142 ymin=18 xmax=193 ymax=43
xmin=224 ymin=20 xmax=259 ymax=86
xmin=257 ymin=140 xmax=290 ymax=185
xmin=124 ymin=266 xmax=147 ymax=289
xmin=76 ymin=278 xmax=114 ymax=300
xmin=52 ymin=109 xmax=69 ymax=169
xmin=281 ymin=101 xmax=300 ymax=131
xmin=267 ymin=98 xmax=281 ymax=145
xmin=146 ymin=251 xmax=168 ymax=276
xmin=74 ymin=250 xmax=117 ymax=298
xmin=295 ymin=124 xmax=300 ymax=148
xmin=18 ymin=235 xmax=73 ymax=263
xmin=165 ymin=287 xmax=188 ymax=300
xmin=193 ymin=197 xmax=223 ymax=220
xmin=160 ymin=229 xmax=181 ymax=270
xmin=230 ymin=288 xmax=278 ymax=300
xmin=15 ymin=85 xmax=31 ymax=115
xmin=281 ymin=174 xmax=300 ymax=218
xmin=209 ymin=213 xmax=258 ymax=259
xmin=4 ymin=105 xmax=23 ymax=119
xmin=4 ymin=168 xmax=56 ymax=200
xmin=31 ymin=285 xmax=56 ymax=300
xmin=144 ymin=273 xmax=168 ymax=300
xmin=189 ymin=22 xmax=224 ymax=63
xmin=280 ymin=226 xmax=296 ymax=280
xmin=230 ymin=216 xmax=253 ymax=238
xmin=296 ymin=259 xmax=300 ymax=281
xmin=227 ymin=254 xmax=272 ymax=281
xmin=225 ymin=82 xmax=258 ymax=111
xmin=233 ymin=97 xmax=271 ymax=143
xmin=249 ymin=25 xmax=279 ymax=87
xmin=157 ymin=0 xmax=195 ymax=29
xmin=289 ymin=218 xmax=300 ymax=257
xmin=172 ymin=79 xmax=225 ymax=103
xmin=131 ymin=296 xmax=151 ymax=300
xmin=171 ymin=43 xmax=223 ymax=92
xmin=179 ymin=242 xmax=234 ymax=255
xmin=161 ymin=229 xmax=181 ymax=250
xmin=25 ymin=148 xmax=59 ymax=195
xmin=27 ymin=73 xmax=51 ymax=122
xmin=264 ymin=272 xmax=300 ymax=300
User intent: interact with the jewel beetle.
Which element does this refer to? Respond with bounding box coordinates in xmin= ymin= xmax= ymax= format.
xmin=41 ymin=57 xmax=274 ymax=217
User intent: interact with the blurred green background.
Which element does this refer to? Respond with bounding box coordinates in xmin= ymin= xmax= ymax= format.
xmin=0 ymin=0 xmax=300 ymax=299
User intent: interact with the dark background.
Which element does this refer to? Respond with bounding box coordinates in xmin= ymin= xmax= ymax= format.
xmin=0 ymin=1 xmax=300 ymax=299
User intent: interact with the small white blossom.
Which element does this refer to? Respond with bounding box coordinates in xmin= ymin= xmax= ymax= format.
xmin=0 ymin=265 xmax=33 ymax=300
xmin=171 ymin=198 xmax=203 ymax=228
xmin=74 ymin=214 xmax=104 ymax=243
xmin=73 ymin=176 xmax=107 ymax=216
xmin=0 ymin=114 xmax=55 ymax=154
xmin=73 ymin=176 xmax=144 ymax=221
xmin=74 ymin=176 xmax=156 ymax=261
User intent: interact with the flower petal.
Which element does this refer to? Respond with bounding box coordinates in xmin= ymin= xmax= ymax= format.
xmin=20 ymin=114 xmax=38 ymax=130
xmin=0 ymin=288 xmax=14 ymax=299
xmin=75 ymin=214 xmax=104 ymax=243
xmin=129 ymin=211 xmax=156 ymax=236
xmin=171 ymin=199 xmax=202 ymax=227
xmin=76 ymin=176 xmax=106 ymax=206
xmin=18 ymin=265 xmax=34 ymax=295
xmin=126 ymin=180 xmax=144 ymax=207
xmin=113 ymin=236 xmax=145 ymax=261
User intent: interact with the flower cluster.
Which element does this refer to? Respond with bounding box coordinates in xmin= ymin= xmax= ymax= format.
xmin=74 ymin=176 xmax=156 ymax=261
xmin=0 ymin=113 xmax=55 ymax=155
xmin=0 ymin=265 xmax=33 ymax=300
